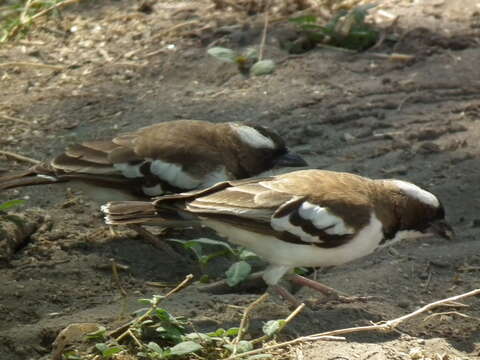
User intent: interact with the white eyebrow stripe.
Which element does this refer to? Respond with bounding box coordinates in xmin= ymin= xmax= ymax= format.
xmin=388 ymin=180 xmax=440 ymax=207
xmin=230 ymin=123 xmax=275 ymax=149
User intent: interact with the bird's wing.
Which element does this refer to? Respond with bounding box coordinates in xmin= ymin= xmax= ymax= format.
xmin=180 ymin=171 xmax=373 ymax=248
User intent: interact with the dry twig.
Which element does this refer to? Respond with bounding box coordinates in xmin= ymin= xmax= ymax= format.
xmin=0 ymin=150 xmax=40 ymax=164
xmin=110 ymin=258 xmax=127 ymax=297
xmin=0 ymin=62 xmax=64 ymax=70
xmin=258 ymin=0 xmax=271 ymax=61
xmin=233 ymin=293 xmax=269 ymax=354
xmin=227 ymin=289 xmax=480 ymax=359
xmin=0 ymin=114 xmax=33 ymax=125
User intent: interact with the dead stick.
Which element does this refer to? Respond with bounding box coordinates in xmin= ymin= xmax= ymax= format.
xmin=227 ymin=288 xmax=480 ymax=359
xmin=310 ymin=288 xmax=480 ymax=338
xmin=233 ymin=293 xmax=269 ymax=350
xmin=258 ymin=0 xmax=271 ymax=61
xmin=0 ymin=150 xmax=40 ymax=164
xmin=29 ymin=0 xmax=81 ymax=22
xmin=0 ymin=62 xmax=64 ymax=70
xmin=227 ymin=335 xmax=345 ymax=359
xmin=111 ymin=258 xmax=127 ymax=297
xmin=0 ymin=114 xmax=33 ymax=125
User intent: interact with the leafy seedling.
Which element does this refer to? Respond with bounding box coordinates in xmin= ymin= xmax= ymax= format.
xmin=0 ymin=199 xmax=25 ymax=212
xmin=208 ymin=46 xmax=276 ymax=76
xmin=288 ymin=4 xmax=379 ymax=52
xmin=0 ymin=0 xmax=66 ymax=42
xmin=169 ymin=237 xmax=261 ymax=286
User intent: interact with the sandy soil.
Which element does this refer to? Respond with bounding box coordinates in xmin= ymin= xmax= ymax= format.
xmin=0 ymin=0 xmax=479 ymax=359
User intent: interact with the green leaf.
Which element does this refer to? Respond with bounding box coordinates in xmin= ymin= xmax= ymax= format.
xmin=208 ymin=328 xmax=225 ymax=337
xmin=0 ymin=199 xmax=25 ymax=211
xmin=169 ymin=341 xmax=203 ymax=356
xmin=63 ymin=352 xmax=82 ymax=360
xmin=95 ymin=344 xmax=123 ymax=359
xmin=244 ymin=47 xmax=258 ymax=60
xmin=250 ymin=60 xmax=275 ymax=76
xmin=294 ymin=267 xmax=309 ymax=275
xmin=184 ymin=332 xmax=212 ymax=343
xmin=156 ymin=324 xmax=185 ymax=343
xmin=352 ymin=4 xmax=376 ymax=24
xmin=226 ymin=261 xmax=252 ymax=287
xmin=102 ymin=346 xmax=123 ymax=359
xmin=289 ymin=15 xmax=317 ymax=24
xmin=85 ymin=326 xmax=106 ymax=340
xmin=190 ymin=237 xmax=234 ymax=252
xmin=147 ymin=342 xmax=163 ymax=354
xmin=262 ymin=320 xmax=285 ymax=336
xmin=207 ymin=47 xmax=237 ymax=63
xmin=199 ymin=249 xmax=230 ymax=265
xmin=95 ymin=343 xmax=108 ymax=353
xmin=239 ymin=249 xmax=258 ymax=260
xmin=224 ymin=340 xmax=253 ymax=354
xmin=169 ymin=238 xmax=203 ymax=259
xmin=225 ymin=327 xmax=240 ymax=336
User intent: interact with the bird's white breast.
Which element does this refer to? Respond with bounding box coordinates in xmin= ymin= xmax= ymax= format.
xmin=202 ymin=213 xmax=384 ymax=268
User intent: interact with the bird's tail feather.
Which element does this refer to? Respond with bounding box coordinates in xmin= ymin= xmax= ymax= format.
xmin=101 ymin=201 xmax=197 ymax=227
xmin=0 ymin=169 xmax=61 ymax=191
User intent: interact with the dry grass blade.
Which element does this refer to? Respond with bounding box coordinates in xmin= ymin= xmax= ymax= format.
xmin=0 ymin=150 xmax=40 ymax=164
xmin=0 ymin=114 xmax=33 ymax=125
xmin=232 ymin=293 xmax=269 ymax=354
xmin=0 ymin=62 xmax=64 ymax=70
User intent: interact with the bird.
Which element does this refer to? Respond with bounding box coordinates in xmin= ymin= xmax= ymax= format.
xmin=0 ymin=120 xmax=307 ymax=259
xmin=0 ymin=120 xmax=307 ymax=199
xmin=101 ymin=169 xmax=454 ymax=305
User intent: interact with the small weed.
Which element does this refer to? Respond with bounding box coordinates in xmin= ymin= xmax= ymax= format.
xmin=169 ymin=237 xmax=260 ymax=286
xmin=0 ymin=199 xmax=25 ymax=211
xmin=64 ymin=278 xmax=302 ymax=359
xmin=207 ymin=47 xmax=276 ymax=76
xmin=288 ymin=4 xmax=379 ymax=52
xmin=0 ymin=0 xmax=67 ymax=42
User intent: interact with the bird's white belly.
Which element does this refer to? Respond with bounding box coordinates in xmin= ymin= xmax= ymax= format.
xmin=202 ymin=213 xmax=384 ymax=267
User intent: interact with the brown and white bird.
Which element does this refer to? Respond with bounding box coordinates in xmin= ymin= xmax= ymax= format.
xmin=0 ymin=120 xmax=307 ymax=199
xmin=101 ymin=169 xmax=454 ymax=303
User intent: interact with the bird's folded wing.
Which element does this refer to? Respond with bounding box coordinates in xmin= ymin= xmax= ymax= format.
xmin=179 ymin=175 xmax=373 ymax=247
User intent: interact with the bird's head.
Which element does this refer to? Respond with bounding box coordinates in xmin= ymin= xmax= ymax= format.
xmin=385 ymin=179 xmax=454 ymax=241
xmin=229 ymin=123 xmax=307 ymax=177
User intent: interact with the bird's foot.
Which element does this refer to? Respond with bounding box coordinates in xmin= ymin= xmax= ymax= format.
xmin=287 ymin=273 xmax=379 ymax=305
xmin=127 ymin=224 xmax=184 ymax=261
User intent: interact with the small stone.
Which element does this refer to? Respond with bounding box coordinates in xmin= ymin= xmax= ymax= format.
xmin=417 ymin=142 xmax=441 ymax=153
xmin=343 ymin=132 xmax=356 ymax=142
xmin=397 ymin=301 xmax=410 ymax=309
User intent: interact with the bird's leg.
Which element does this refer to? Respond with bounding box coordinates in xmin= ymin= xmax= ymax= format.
xmin=287 ymin=274 xmax=347 ymax=297
xmin=127 ymin=224 xmax=183 ymax=261
xmin=270 ymin=284 xmax=304 ymax=308
xmin=287 ymin=274 xmax=376 ymax=303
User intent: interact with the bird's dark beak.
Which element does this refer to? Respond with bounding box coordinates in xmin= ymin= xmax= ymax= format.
xmin=274 ymin=152 xmax=308 ymax=168
xmin=428 ymin=220 xmax=455 ymax=241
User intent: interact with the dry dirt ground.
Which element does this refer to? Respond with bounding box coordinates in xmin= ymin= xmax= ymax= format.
xmin=0 ymin=1 xmax=479 ymax=359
